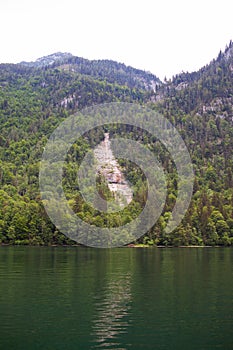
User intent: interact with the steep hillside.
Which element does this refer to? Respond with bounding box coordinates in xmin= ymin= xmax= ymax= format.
xmin=0 ymin=60 xmax=153 ymax=245
xmin=0 ymin=45 xmax=232 ymax=246
xmin=20 ymin=53 xmax=161 ymax=91
xmin=155 ymin=40 xmax=233 ymax=118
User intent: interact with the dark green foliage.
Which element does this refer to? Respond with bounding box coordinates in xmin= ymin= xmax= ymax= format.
xmin=20 ymin=52 xmax=161 ymax=91
xmin=0 ymin=43 xmax=232 ymax=246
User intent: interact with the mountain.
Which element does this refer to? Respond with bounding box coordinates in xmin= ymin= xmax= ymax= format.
xmin=20 ymin=52 xmax=74 ymax=67
xmin=0 ymin=43 xmax=232 ymax=246
xmin=20 ymin=52 xmax=161 ymax=91
xmin=155 ymin=40 xmax=233 ymax=119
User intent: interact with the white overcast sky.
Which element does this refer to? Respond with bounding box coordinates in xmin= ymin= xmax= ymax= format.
xmin=1 ymin=0 xmax=232 ymax=79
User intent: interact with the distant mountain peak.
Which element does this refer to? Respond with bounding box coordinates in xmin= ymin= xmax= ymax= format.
xmin=36 ymin=52 xmax=73 ymax=63
xmin=216 ymin=40 xmax=233 ymax=63
xmin=19 ymin=52 xmax=161 ymax=91
xmin=223 ymin=40 xmax=233 ymax=61
xmin=20 ymin=52 xmax=73 ymax=67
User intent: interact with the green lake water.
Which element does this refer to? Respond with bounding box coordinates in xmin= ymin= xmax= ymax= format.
xmin=0 ymin=247 xmax=232 ymax=349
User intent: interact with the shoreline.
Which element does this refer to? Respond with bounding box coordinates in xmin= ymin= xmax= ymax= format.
xmin=0 ymin=243 xmax=231 ymax=248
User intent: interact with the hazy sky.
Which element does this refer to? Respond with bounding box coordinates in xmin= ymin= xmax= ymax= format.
xmin=1 ymin=0 xmax=232 ymax=79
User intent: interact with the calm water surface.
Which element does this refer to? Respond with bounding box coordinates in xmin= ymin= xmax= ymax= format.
xmin=0 ymin=247 xmax=232 ymax=349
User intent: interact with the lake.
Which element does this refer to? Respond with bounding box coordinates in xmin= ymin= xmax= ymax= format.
xmin=0 ymin=247 xmax=232 ymax=349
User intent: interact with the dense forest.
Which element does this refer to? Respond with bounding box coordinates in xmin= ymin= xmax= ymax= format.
xmin=0 ymin=41 xmax=232 ymax=246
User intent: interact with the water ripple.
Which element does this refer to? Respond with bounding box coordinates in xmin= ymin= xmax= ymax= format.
xmin=91 ymin=274 xmax=131 ymax=349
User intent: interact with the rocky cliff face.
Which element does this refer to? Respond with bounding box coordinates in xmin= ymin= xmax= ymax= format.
xmin=94 ymin=133 xmax=133 ymax=210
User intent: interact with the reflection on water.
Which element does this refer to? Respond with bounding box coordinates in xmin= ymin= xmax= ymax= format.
xmin=91 ymin=273 xmax=131 ymax=349
xmin=0 ymin=248 xmax=232 ymax=350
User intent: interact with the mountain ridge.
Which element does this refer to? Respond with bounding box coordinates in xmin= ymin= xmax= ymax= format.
xmin=153 ymin=40 xmax=233 ymax=119
xmin=19 ymin=52 xmax=161 ymax=91
xmin=17 ymin=39 xmax=233 ymax=97
xmin=0 ymin=41 xmax=232 ymax=246
xmin=19 ymin=52 xmax=73 ymax=67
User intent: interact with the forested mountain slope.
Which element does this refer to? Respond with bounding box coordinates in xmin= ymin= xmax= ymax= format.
xmin=20 ymin=52 xmax=161 ymax=91
xmin=0 ymin=44 xmax=232 ymax=246
xmin=155 ymin=40 xmax=233 ymax=118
